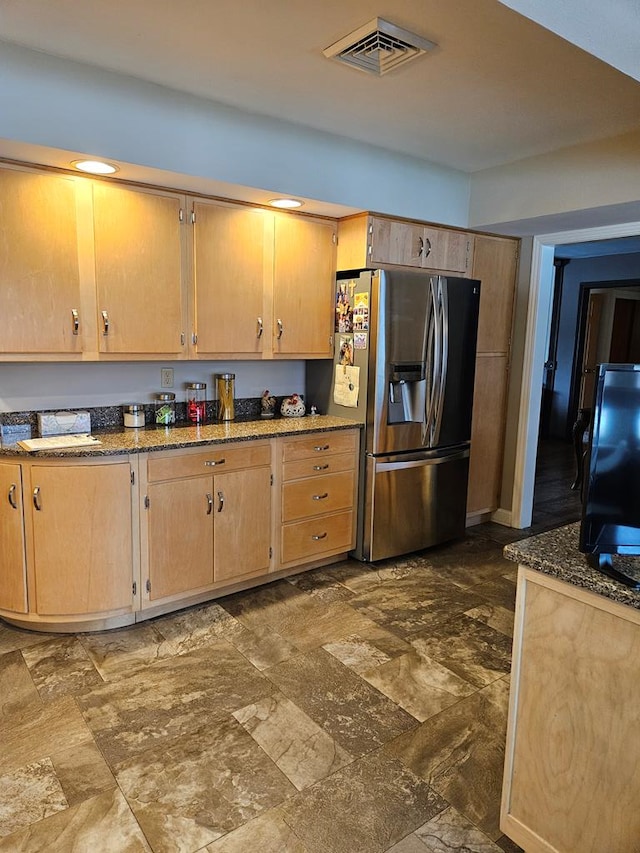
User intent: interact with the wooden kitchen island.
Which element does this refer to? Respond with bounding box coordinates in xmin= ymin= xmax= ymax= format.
xmin=0 ymin=416 xmax=360 ymax=633
xmin=501 ymin=523 xmax=640 ymax=853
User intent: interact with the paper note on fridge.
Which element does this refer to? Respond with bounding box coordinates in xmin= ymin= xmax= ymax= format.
xmin=333 ymin=365 xmax=360 ymax=408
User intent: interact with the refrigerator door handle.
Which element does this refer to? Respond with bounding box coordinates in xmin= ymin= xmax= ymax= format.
xmin=374 ymin=447 xmax=469 ymax=472
xmin=422 ymin=276 xmax=439 ymax=446
xmin=432 ymin=277 xmax=449 ymax=446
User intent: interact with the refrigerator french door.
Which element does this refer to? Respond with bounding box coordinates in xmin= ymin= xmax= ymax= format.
xmin=306 ymin=268 xmax=480 ymax=562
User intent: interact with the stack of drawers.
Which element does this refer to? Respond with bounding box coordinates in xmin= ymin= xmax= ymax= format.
xmin=279 ymin=429 xmax=359 ymax=566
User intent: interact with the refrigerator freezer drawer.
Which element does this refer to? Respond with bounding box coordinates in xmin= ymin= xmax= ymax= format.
xmin=363 ymin=450 xmax=469 ymax=562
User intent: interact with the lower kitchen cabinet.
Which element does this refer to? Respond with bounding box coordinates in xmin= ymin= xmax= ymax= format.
xmin=0 ymin=461 xmax=28 ymax=614
xmin=27 ymin=459 xmax=135 ymax=619
xmin=276 ymin=429 xmax=359 ymax=569
xmin=140 ymin=441 xmax=272 ymax=609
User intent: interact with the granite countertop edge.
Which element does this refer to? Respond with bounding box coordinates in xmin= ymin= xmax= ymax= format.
xmin=0 ymin=415 xmax=362 ymax=458
xmin=504 ymin=522 xmax=640 ymax=611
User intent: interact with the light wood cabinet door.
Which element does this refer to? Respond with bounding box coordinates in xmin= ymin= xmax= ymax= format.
xmin=472 ymin=235 xmax=518 ymax=354
xmin=369 ymin=218 xmax=424 ymax=267
xmin=422 ymin=227 xmax=471 ymax=273
xmin=29 ymin=461 xmax=133 ymax=616
xmin=93 ymin=183 xmax=185 ymax=356
xmin=214 ymin=466 xmax=272 ymax=583
xmin=0 ymin=462 xmax=28 ymax=613
xmin=146 ymin=477 xmax=214 ymax=600
xmin=192 ymin=201 xmax=268 ymax=357
xmin=0 ymin=168 xmax=83 ymax=355
xmin=272 ymin=214 xmax=336 ymax=358
xmin=467 ymin=354 xmax=509 ymax=515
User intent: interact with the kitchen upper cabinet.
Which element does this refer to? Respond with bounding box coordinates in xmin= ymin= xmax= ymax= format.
xmin=191 ymin=200 xmax=269 ymax=358
xmin=0 ymin=168 xmax=85 ymax=357
xmin=92 ymin=183 xmax=186 ymax=358
xmin=272 ymin=214 xmax=336 ymax=358
xmin=337 ymin=214 xmax=473 ymax=276
xmin=0 ymin=461 xmax=28 ymax=614
xmin=472 ymin=235 xmax=519 ymax=354
xmin=26 ymin=459 xmax=134 ymax=617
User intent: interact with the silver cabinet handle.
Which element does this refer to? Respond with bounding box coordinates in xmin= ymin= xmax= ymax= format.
xmin=277 ymin=318 xmax=284 ymax=339
xmin=71 ymin=309 xmax=79 ymax=335
xmin=205 ymin=458 xmax=225 ymax=467
xmin=424 ymin=237 xmax=432 ymax=258
xmin=312 ymin=493 xmax=329 ymax=501
xmin=217 ymin=491 xmax=224 ymax=513
xmin=313 ymin=464 xmax=329 ymax=471
xmin=33 ymin=486 xmax=42 ymax=511
xmin=418 ymin=236 xmax=424 ymax=258
xmin=8 ymin=484 xmax=17 ymax=509
xmin=206 ymin=493 xmax=213 ymax=515
xmin=257 ymin=316 xmax=263 ymax=338
xmin=101 ymin=310 xmax=109 ymax=335
xmin=311 ymin=532 xmax=327 ymax=541
xmin=313 ymin=444 xmax=330 ymax=452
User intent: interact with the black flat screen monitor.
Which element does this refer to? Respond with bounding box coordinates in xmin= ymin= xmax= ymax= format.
xmin=579 ymin=363 xmax=640 ymax=589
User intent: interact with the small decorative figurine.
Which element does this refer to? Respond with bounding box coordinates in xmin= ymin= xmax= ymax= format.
xmin=261 ymin=390 xmax=277 ymax=418
xmin=280 ymin=393 xmax=306 ymax=418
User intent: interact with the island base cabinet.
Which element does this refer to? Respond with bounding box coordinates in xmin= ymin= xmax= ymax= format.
xmin=0 ymin=461 xmax=28 ymax=613
xmin=27 ymin=461 xmax=134 ymax=617
xmin=501 ymin=568 xmax=640 ymax=853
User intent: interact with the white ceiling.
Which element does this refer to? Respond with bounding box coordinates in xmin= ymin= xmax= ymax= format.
xmin=1 ymin=0 xmax=640 ymax=173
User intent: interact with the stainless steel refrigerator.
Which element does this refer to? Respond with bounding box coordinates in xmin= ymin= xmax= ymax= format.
xmin=306 ymin=268 xmax=480 ymax=561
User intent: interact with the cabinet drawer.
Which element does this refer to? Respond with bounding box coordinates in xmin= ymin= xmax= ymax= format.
xmin=281 ymin=430 xmax=358 ymax=462
xmin=147 ymin=442 xmax=270 ymax=482
xmin=282 ymin=511 xmax=354 ymax=564
xmin=282 ymin=451 xmax=355 ymax=482
xmin=282 ymin=470 xmax=356 ymax=522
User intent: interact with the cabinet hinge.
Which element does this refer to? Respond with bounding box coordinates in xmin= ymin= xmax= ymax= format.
xmin=144 ymin=495 xmax=150 ymax=509
xmin=132 ymin=581 xmax=137 ymax=596
xmin=191 ymin=210 xmax=196 ymax=225
xmin=329 ymin=334 xmax=333 ymax=348
xmin=270 ymin=473 xmax=274 ymax=486
xmin=269 ymin=546 xmax=273 ymax=559
xmin=130 ymin=470 xmax=135 ymax=486
xmin=367 ymin=244 xmax=372 ymax=256
xmin=146 ymin=578 xmax=151 ymax=593
xmin=179 ymin=208 xmax=184 ymax=223
xmin=332 ymin=232 xmax=337 ymax=244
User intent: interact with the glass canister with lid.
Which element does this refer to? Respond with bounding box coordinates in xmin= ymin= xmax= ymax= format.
xmin=154 ymin=392 xmax=176 ymax=426
xmin=186 ymin=382 xmax=207 ymax=424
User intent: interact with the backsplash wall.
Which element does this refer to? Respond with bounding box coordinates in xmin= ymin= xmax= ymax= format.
xmin=0 ymin=361 xmax=306 ymax=413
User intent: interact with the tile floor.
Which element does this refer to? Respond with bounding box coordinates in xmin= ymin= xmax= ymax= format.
xmin=0 ymin=526 xmax=529 ymax=853
xmin=2 ymin=436 xmax=580 ymax=852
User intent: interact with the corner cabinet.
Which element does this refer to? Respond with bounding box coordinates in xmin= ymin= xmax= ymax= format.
xmin=0 ymin=461 xmax=28 ymax=614
xmin=0 ymin=456 xmax=137 ymax=630
xmin=139 ymin=441 xmax=273 ymax=614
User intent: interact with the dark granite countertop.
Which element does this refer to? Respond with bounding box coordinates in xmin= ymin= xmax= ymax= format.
xmin=0 ymin=415 xmax=361 ymax=458
xmin=504 ymin=522 xmax=640 ymax=611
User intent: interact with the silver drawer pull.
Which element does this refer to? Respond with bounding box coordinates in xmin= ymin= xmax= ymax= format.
xmin=205 ymin=459 xmax=225 ymax=466
xmin=33 ymin=486 xmax=42 ymax=511
xmin=311 ymin=532 xmax=327 ymax=541
xmin=8 ymin=483 xmax=17 ymax=509
xmin=312 ymin=493 xmax=328 ymax=501
xmin=206 ymin=493 xmax=213 ymax=515
xmin=313 ymin=464 xmax=329 ymax=471
xmin=313 ymin=444 xmax=330 ymax=452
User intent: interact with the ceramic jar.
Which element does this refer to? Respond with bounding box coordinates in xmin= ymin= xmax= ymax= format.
xmin=280 ymin=394 xmax=306 ymax=418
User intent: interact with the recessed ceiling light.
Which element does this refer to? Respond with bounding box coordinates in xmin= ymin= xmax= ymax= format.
xmin=268 ymin=198 xmax=303 ymax=209
xmin=72 ymin=159 xmax=119 ymax=175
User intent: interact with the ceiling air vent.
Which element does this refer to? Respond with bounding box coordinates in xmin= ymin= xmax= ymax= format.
xmin=323 ymin=17 xmax=436 ymax=77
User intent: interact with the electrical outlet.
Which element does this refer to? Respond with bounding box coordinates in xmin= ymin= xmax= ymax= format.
xmin=161 ymin=368 xmax=174 ymax=388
